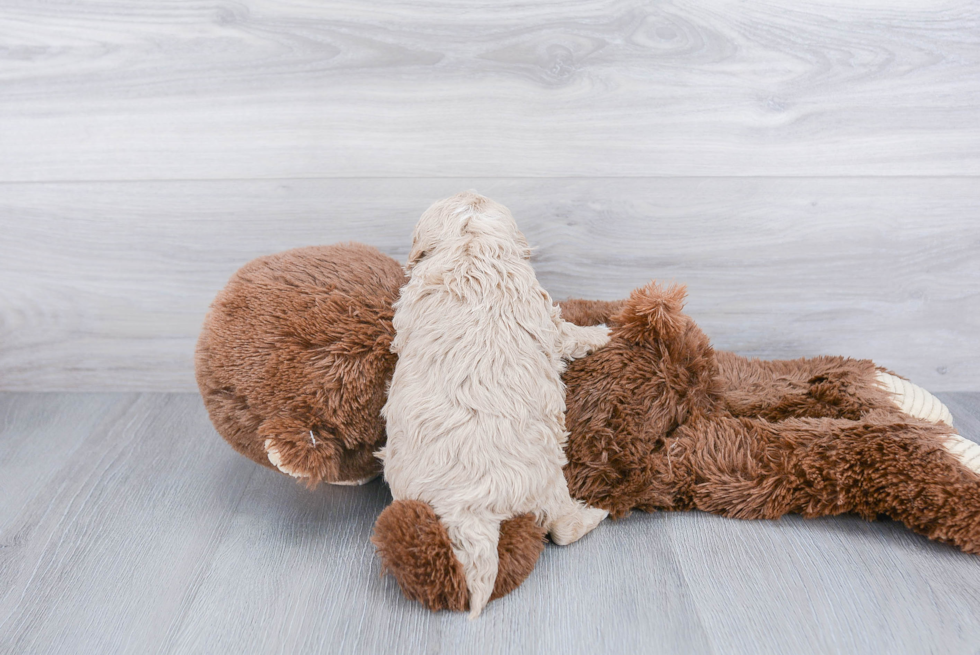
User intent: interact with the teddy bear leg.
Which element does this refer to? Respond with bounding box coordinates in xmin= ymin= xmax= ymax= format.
xmin=828 ymin=421 xmax=980 ymax=552
xmin=874 ymin=371 xmax=954 ymax=427
xmin=687 ymin=415 xmax=980 ymax=554
xmin=715 ymin=352 xmax=895 ymax=421
xmin=372 ymin=501 xmax=546 ymax=612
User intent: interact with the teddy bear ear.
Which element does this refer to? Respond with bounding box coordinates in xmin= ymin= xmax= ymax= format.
xmin=611 ymin=281 xmax=688 ymax=342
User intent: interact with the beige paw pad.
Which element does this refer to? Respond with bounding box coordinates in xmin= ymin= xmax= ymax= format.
xmin=264 ymin=439 xmax=309 ymax=479
xmin=875 ymin=372 xmax=953 ymax=427
xmin=943 ymin=434 xmax=980 ymax=476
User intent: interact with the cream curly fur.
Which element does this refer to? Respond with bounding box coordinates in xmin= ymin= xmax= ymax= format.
xmin=379 ymin=192 xmax=610 ymax=618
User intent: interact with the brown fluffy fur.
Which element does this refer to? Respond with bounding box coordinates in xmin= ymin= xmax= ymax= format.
xmin=556 ymin=299 xmax=625 ymax=327
xmin=195 ymin=243 xmax=980 ymax=612
xmin=195 ymin=243 xmax=405 ymax=485
xmin=371 ymin=501 xmax=545 ymax=612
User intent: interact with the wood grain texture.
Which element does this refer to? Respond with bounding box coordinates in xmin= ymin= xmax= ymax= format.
xmin=3 ymin=2 xmax=978 ymax=650
xmin=1 ymin=177 xmax=977 ymax=392
xmin=2 ymin=391 xmax=980 ymax=654
xmin=0 ymin=0 xmax=979 ymax=180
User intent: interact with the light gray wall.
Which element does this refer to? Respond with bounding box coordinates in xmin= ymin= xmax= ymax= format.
xmin=1 ymin=1 xmax=978 ymax=391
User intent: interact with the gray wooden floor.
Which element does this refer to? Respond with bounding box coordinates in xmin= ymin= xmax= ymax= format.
xmin=3 ymin=391 xmax=980 ymax=655
xmin=2 ymin=3 xmax=979 ymax=652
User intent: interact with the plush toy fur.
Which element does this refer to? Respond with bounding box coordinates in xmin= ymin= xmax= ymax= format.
xmin=195 ymin=242 xmax=404 ymax=486
xmin=371 ymin=502 xmax=546 ymax=612
xmin=196 ymin=242 xmax=980 ymax=614
xmin=380 ymin=192 xmax=609 ymax=617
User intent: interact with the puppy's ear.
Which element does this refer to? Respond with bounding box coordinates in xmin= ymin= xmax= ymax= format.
xmin=457 ymin=214 xmax=473 ymax=236
xmin=407 ymin=230 xmax=433 ymax=270
xmin=516 ymin=232 xmax=532 ymax=260
xmin=406 ymin=243 xmax=427 ymax=270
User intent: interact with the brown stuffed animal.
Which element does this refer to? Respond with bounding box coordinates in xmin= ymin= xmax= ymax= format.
xmin=196 ymin=242 xmax=980 ymax=613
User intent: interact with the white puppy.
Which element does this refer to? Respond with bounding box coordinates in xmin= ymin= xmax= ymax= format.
xmin=379 ymin=192 xmax=611 ymax=618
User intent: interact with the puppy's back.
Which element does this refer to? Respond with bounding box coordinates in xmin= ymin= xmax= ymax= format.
xmin=382 ymin=193 xmax=572 ymax=616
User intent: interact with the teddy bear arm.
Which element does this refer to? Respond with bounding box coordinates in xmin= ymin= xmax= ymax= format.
xmin=259 ymin=412 xmax=383 ymax=487
xmin=556 ymin=299 xmax=626 ymax=327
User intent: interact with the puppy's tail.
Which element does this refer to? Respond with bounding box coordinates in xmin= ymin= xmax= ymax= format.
xmin=444 ymin=515 xmax=501 ymax=619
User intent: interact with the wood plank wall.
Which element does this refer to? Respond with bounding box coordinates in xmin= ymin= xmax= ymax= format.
xmin=1 ymin=1 xmax=978 ymax=391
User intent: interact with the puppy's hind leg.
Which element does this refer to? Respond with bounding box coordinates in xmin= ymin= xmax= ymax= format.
xmin=443 ymin=514 xmax=501 ymax=619
xmin=548 ymin=502 xmax=608 ymax=545
xmin=557 ymin=321 xmax=612 ymax=360
xmin=541 ymin=471 xmax=608 ymax=545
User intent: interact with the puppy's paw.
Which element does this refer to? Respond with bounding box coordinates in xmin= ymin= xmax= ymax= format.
xmin=582 ymin=325 xmax=612 ymax=352
xmin=264 ymin=438 xmax=311 ymax=480
xmin=561 ymin=324 xmax=612 ymax=359
xmin=549 ymin=505 xmax=608 ymax=546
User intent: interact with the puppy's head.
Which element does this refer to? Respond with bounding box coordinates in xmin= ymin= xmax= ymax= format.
xmin=407 ymin=191 xmax=531 ymax=271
